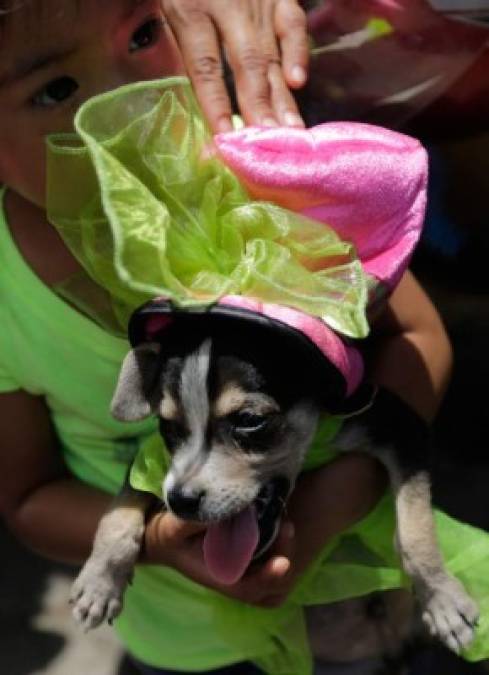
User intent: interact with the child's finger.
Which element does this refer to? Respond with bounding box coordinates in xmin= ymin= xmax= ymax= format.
xmin=268 ymin=62 xmax=304 ymax=128
xmin=269 ymin=519 xmax=296 ymax=561
xmin=263 ymin=556 xmax=292 ymax=585
xmin=161 ymin=512 xmax=208 ymax=542
xmin=275 ymin=0 xmax=309 ymax=89
xmin=250 ymin=520 xmax=296 ymax=586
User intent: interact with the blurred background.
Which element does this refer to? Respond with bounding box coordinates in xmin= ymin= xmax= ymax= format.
xmin=2 ymin=1 xmax=489 ymax=673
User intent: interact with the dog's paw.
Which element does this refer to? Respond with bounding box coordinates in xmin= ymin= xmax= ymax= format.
xmin=70 ymin=562 xmax=130 ymax=631
xmin=419 ymin=576 xmax=479 ymax=654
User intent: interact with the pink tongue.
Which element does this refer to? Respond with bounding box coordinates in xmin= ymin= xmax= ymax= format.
xmin=203 ymin=505 xmax=260 ymax=585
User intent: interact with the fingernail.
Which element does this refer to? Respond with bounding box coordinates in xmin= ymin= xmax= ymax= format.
xmin=284 ymin=112 xmax=304 ymax=128
xmin=261 ymin=117 xmax=278 ymax=128
xmin=291 ymin=65 xmax=306 ymax=85
xmin=274 ymin=557 xmax=290 ymax=574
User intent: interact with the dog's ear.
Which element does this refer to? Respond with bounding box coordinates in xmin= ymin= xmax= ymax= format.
xmin=111 ymin=343 xmax=162 ymax=421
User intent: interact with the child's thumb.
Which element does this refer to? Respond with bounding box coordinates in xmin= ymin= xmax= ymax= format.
xmin=162 ymin=511 xmax=207 ymax=542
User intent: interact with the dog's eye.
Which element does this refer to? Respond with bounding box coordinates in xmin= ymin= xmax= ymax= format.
xmin=229 ymin=411 xmax=268 ymax=434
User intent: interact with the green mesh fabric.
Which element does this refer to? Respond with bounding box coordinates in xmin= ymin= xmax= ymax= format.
xmin=46 ymin=77 xmax=368 ymax=338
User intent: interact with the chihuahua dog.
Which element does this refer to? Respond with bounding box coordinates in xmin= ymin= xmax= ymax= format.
xmin=71 ymin=305 xmax=478 ymax=655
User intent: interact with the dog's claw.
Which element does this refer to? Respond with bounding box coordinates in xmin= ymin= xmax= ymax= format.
xmin=70 ymin=562 xmax=127 ymax=631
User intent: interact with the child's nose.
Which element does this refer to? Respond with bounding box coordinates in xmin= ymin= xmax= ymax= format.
xmin=88 ymin=68 xmax=132 ymax=98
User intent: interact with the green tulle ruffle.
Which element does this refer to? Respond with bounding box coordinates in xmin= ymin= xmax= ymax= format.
xmin=47 ymin=77 xmax=369 ymax=338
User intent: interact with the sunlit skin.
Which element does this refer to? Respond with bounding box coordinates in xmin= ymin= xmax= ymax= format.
xmin=0 ymin=0 xmax=184 ymax=207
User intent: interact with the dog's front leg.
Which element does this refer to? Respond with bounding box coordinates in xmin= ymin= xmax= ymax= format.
xmin=338 ymin=387 xmax=479 ymax=653
xmin=391 ymin=466 xmax=478 ymax=653
xmin=70 ymin=481 xmax=154 ymax=630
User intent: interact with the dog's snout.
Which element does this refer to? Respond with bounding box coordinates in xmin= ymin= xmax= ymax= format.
xmin=167 ymin=486 xmax=205 ymax=519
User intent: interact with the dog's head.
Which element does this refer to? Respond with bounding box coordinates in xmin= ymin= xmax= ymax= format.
xmin=111 ymin=305 xmax=349 ymax=583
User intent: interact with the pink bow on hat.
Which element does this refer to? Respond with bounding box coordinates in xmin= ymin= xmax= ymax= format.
xmin=210 ymin=122 xmax=428 ymax=396
xmin=215 ymin=122 xmax=427 ymax=292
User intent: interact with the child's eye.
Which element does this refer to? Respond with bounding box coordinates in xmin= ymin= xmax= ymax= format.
xmin=31 ymin=76 xmax=79 ymax=108
xmin=129 ymin=17 xmax=162 ymax=53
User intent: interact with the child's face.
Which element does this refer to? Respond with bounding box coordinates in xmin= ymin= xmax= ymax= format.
xmin=0 ymin=0 xmax=184 ymax=207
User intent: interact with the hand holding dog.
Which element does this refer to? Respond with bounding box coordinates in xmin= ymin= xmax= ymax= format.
xmin=144 ymin=509 xmax=295 ymax=606
xmin=254 ymin=454 xmax=388 ymax=607
xmin=144 ymin=454 xmax=386 ymax=607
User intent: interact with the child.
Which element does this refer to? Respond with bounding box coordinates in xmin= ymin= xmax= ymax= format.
xmin=0 ymin=1 xmax=453 ymax=674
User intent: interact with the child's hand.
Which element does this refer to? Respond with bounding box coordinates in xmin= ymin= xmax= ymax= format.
xmin=143 ymin=509 xmax=294 ymax=605
xmin=250 ymin=454 xmax=387 ymax=607
xmin=143 ymin=454 xmax=385 ymax=607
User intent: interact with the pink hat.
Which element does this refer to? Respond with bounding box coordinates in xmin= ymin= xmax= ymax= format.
xmin=130 ymin=122 xmax=427 ymax=404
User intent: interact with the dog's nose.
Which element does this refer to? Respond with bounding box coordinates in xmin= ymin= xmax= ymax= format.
xmin=167 ymin=487 xmax=205 ymax=519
